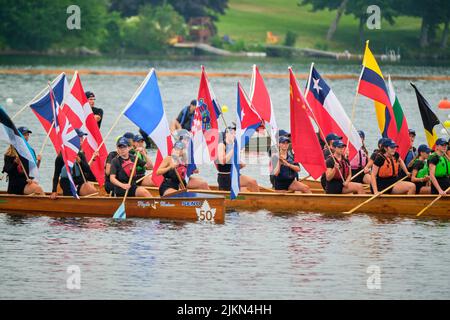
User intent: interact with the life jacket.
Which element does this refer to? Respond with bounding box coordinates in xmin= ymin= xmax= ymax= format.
xmin=350 ymin=149 xmax=368 ymax=170
xmin=134 ymin=151 xmax=146 ymax=174
xmin=331 ymin=157 xmax=350 ymax=181
xmin=377 ymin=154 xmax=399 ymax=178
xmin=430 ymin=153 xmax=450 ymax=178
xmin=60 ymin=161 xmax=81 ymax=179
xmin=413 ymin=159 xmax=429 ymax=179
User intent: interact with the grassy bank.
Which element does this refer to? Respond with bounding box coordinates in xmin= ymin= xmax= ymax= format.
xmin=216 ymin=0 xmax=445 ymax=58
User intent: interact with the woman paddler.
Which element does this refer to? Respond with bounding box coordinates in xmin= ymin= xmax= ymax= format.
xmin=427 ymin=138 xmax=450 ymax=195
xmin=349 ymin=130 xmax=371 ymax=184
xmin=109 ymin=137 xmax=152 ymax=198
xmin=325 ymin=140 xmax=365 ymax=194
xmin=370 ymin=138 xmax=415 ymax=195
xmin=410 ymin=144 xmax=432 ymax=194
xmin=216 ymin=126 xmax=259 ymax=192
xmin=157 ymin=141 xmax=189 ymax=196
xmin=273 ymin=135 xmax=311 ymax=193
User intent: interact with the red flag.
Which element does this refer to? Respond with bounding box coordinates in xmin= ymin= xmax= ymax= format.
xmin=151 ymin=137 xmax=173 ymax=187
xmin=197 ymin=66 xmax=222 ymax=161
xmin=60 ymin=72 xmax=108 ymax=186
xmin=289 ymin=68 xmax=326 ymax=179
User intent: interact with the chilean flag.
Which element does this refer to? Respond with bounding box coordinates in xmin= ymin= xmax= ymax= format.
xmin=290 ymin=68 xmax=326 ymax=179
xmin=197 ymin=66 xmax=222 ymax=161
xmin=124 ymin=69 xmax=173 ymax=186
xmin=30 ymin=73 xmax=69 ymax=154
xmin=60 ymin=72 xmax=108 ymax=186
xmin=305 ymin=64 xmax=362 ymax=160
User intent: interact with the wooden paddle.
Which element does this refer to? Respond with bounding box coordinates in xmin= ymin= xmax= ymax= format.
xmin=299 ymin=175 xmax=311 ymax=182
xmin=112 ymin=154 xmax=140 ymax=220
xmin=350 ymin=168 xmax=365 ymax=181
xmin=136 ymin=171 xmax=152 ymax=184
xmin=416 ymin=186 xmax=450 ymax=217
xmin=343 ymin=176 xmax=409 ymax=214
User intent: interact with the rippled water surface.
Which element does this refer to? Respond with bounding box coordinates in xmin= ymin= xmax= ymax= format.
xmin=0 ymin=57 xmax=449 ymax=299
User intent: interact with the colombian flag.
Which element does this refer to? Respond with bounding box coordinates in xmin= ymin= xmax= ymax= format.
xmin=358 ymin=41 xmax=398 ymax=141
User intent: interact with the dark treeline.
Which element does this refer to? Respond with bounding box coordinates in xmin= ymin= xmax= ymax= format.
xmin=0 ymin=0 xmax=228 ymax=54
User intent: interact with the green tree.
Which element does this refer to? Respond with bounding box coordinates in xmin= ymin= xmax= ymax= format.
xmin=122 ymin=4 xmax=186 ymax=53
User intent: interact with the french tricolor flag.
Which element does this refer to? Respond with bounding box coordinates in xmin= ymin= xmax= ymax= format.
xmin=124 ymin=69 xmax=172 ymax=186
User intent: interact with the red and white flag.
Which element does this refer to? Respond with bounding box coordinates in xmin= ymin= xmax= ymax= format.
xmin=60 ymin=72 xmax=108 ymax=186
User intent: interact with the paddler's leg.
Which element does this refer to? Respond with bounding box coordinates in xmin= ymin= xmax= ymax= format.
xmin=79 ymin=182 xmax=97 ymax=196
xmin=140 ymin=174 xmax=156 ymax=187
xmin=342 ymin=182 xmax=365 ymax=194
xmin=240 ymin=175 xmax=259 ymax=192
xmin=23 ymin=181 xmax=44 ymax=196
xmin=289 ymin=180 xmax=311 ymax=193
xmin=419 ymin=185 xmax=431 ymax=194
xmin=136 ymin=186 xmax=152 ymax=197
xmin=362 ymin=174 xmax=372 ymax=185
xmin=162 ymin=188 xmax=178 ymax=196
xmin=392 ymin=181 xmax=416 ymax=195
xmin=187 ymin=176 xmax=210 ymax=190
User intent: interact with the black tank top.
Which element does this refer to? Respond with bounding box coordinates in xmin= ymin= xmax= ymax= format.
xmin=217 ymin=140 xmax=232 ymax=173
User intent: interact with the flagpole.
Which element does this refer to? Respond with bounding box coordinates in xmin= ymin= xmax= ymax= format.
xmin=295 ymin=67 xmax=345 ymax=183
xmin=12 ymin=74 xmax=65 ymax=120
xmin=12 ymin=147 xmax=31 ymax=181
xmin=89 ymin=69 xmax=154 ymax=165
xmin=37 ymin=121 xmax=55 ymax=158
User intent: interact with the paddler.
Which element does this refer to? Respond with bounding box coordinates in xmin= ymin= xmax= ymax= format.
xmin=410 ymin=144 xmax=432 ymax=194
xmin=273 ymin=135 xmax=311 ymax=193
xmin=320 ymin=133 xmax=342 ymax=190
xmin=18 ymin=126 xmax=41 ymax=167
xmin=109 ymin=137 xmax=152 ymax=198
xmin=216 ymin=126 xmax=259 ymax=192
xmin=370 ymin=138 xmax=415 ymax=195
xmin=50 ymin=129 xmax=97 ymax=199
xmin=325 ymin=140 xmax=365 ymax=194
xmin=349 ymin=130 xmax=371 ymax=184
xmin=427 ymin=138 xmax=450 ymax=195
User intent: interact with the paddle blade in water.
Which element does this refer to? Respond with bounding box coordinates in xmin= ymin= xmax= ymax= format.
xmin=113 ymin=203 xmax=126 ymax=220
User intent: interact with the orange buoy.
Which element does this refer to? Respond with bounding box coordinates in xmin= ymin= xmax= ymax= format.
xmin=438 ymin=99 xmax=450 ymax=109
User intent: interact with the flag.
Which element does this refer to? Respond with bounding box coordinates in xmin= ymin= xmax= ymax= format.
xmin=237 ymin=82 xmax=262 ymax=148
xmin=29 ymin=73 xmax=69 ymax=154
xmin=60 ymin=72 xmax=108 ymax=186
xmin=249 ymin=65 xmax=279 ymax=174
xmin=197 ymin=66 xmax=222 ymax=161
xmin=411 ymin=83 xmax=440 ymax=148
xmin=289 ymin=68 xmax=326 ymax=179
xmin=230 ymin=85 xmax=242 ymax=200
xmin=187 ymin=106 xmax=211 ymax=177
xmin=305 ymin=64 xmax=362 ymax=160
xmin=124 ymin=69 xmax=172 ymax=186
xmin=50 ymin=85 xmax=80 ymax=199
xmin=0 ymin=106 xmax=40 ymax=181
xmin=358 ymin=41 xmax=398 ymax=140
xmin=387 ymin=76 xmax=410 ymax=159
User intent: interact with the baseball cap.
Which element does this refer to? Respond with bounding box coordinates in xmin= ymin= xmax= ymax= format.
xmin=326 ymin=133 xmax=342 ymax=143
xmin=85 ymin=91 xmax=95 ymax=99
xmin=123 ymin=132 xmax=134 ymax=140
xmin=378 ymin=137 xmax=388 ymax=147
xmin=116 ymin=137 xmax=130 ymax=147
xmin=408 ymin=129 xmax=416 ymax=136
xmin=418 ymin=144 xmax=431 ymax=154
xmin=435 ymin=138 xmax=449 ymax=146
xmin=382 ymin=138 xmax=398 ymax=148
xmin=279 ymin=129 xmax=291 ymax=137
xmin=332 ymin=140 xmax=347 ymax=148
xmin=18 ymin=126 xmax=32 ymax=134
xmin=133 ymin=134 xmax=144 ymax=142
xmin=190 ymin=99 xmax=197 ymax=107
xmin=279 ymin=136 xmax=291 ymax=143
xmin=173 ymin=141 xmax=185 ymax=150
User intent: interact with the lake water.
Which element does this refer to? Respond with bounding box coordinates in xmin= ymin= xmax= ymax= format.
xmin=0 ymin=56 xmax=449 ymax=299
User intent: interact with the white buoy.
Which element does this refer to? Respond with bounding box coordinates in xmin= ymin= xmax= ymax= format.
xmin=6 ymin=98 xmax=13 ymax=105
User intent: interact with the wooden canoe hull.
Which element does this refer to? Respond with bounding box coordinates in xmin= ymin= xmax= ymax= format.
xmin=144 ymin=188 xmax=450 ymax=218
xmin=0 ymin=192 xmax=225 ymax=223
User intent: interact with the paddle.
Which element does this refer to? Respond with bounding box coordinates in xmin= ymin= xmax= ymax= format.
xmin=343 ymin=175 xmax=409 ymax=214
xmin=416 ymin=186 xmax=450 ymax=217
xmin=136 ymin=171 xmax=152 ymax=184
xmin=112 ymin=154 xmax=140 ymax=220
xmin=298 ymin=175 xmax=312 ymax=182
xmin=350 ymin=168 xmax=365 ymax=181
